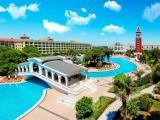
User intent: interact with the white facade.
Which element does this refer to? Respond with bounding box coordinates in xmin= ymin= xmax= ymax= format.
xmin=142 ymin=45 xmax=160 ymax=50
xmin=110 ymin=43 xmax=160 ymax=52
xmin=110 ymin=42 xmax=134 ymax=53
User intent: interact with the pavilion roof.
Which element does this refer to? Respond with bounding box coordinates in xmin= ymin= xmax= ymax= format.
xmin=44 ymin=59 xmax=87 ymax=77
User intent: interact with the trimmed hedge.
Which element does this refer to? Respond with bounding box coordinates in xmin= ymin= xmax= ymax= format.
xmin=88 ymin=96 xmax=115 ymax=120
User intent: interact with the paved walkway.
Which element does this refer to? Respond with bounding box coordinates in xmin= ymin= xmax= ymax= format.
xmin=98 ymin=85 xmax=155 ymax=120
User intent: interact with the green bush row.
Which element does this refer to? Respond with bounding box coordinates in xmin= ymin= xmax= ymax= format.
xmin=88 ymin=96 xmax=115 ymax=120
xmin=75 ymin=96 xmax=115 ymax=120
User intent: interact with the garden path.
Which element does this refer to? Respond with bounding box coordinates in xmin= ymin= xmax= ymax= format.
xmin=98 ymin=85 xmax=155 ymax=120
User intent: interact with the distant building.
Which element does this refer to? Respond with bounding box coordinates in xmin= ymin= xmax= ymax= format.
xmin=0 ymin=38 xmax=15 ymax=48
xmin=0 ymin=35 xmax=92 ymax=54
xmin=142 ymin=45 xmax=160 ymax=50
xmin=110 ymin=42 xmax=134 ymax=53
xmin=20 ymin=34 xmax=30 ymax=40
xmin=110 ymin=43 xmax=160 ymax=53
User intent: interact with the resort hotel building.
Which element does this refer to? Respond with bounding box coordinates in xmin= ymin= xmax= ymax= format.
xmin=0 ymin=35 xmax=92 ymax=54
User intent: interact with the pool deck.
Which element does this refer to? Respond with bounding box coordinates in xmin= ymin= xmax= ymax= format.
xmin=21 ymin=78 xmax=113 ymax=120
xmin=21 ymin=56 xmax=151 ymax=120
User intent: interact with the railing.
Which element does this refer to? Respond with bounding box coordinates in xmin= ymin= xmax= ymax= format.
xmin=18 ymin=71 xmax=83 ymax=95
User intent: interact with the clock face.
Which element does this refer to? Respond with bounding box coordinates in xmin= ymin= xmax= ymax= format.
xmin=136 ymin=33 xmax=141 ymax=37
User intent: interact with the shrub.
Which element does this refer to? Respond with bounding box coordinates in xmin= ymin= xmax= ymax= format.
xmin=75 ymin=96 xmax=93 ymax=119
xmin=73 ymin=56 xmax=81 ymax=64
xmin=127 ymin=99 xmax=140 ymax=117
xmin=96 ymin=62 xmax=103 ymax=68
xmin=125 ymin=94 xmax=154 ymax=120
xmin=108 ymin=87 xmax=116 ymax=93
xmin=153 ymin=82 xmax=160 ymax=94
xmin=138 ymin=94 xmax=153 ymax=111
xmin=136 ymin=73 xmax=152 ymax=86
xmin=130 ymin=81 xmax=137 ymax=87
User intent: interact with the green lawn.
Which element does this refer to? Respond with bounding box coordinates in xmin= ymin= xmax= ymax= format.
xmin=108 ymin=87 xmax=116 ymax=93
xmin=152 ymin=99 xmax=160 ymax=111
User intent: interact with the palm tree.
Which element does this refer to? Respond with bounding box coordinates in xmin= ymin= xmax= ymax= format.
xmin=113 ymin=74 xmax=133 ymax=120
xmin=126 ymin=50 xmax=134 ymax=58
xmin=105 ymin=48 xmax=113 ymax=62
xmin=105 ymin=52 xmax=110 ymax=62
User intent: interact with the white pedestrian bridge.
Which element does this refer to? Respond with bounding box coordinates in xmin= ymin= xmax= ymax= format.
xmin=17 ymin=56 xmax=92 ymax=95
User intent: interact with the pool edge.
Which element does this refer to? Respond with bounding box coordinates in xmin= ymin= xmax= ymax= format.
xmin=15 ymin=88 xmax=48 ymax=120
xmin=88 ymin=57 xmax=138 ymax=78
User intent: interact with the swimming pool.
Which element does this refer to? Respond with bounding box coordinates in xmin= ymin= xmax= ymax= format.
xmin=0 ymin=78 xmax=49 ymax=120
xmin=82 ymin=57 xmax=137 ymax=78
xmin=0 ymin=57 xmax=136 ymax=120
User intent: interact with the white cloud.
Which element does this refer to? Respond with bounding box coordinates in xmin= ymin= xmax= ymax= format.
xmin=0 ymin=6 xmax=6 ymax=12
xmin=143 ymin=3 xmax=160 ymax=22
xmin=64 ymin=10 xmax=96 ymax=26
xmin=100 ymin=32 xmax=105 ymax=36
xmin=27 ymin=3 xmax=39 ymax=11
xmin=0 ymin=3 xmax=39 ymax=19
xmin=43 ymin=19 xmax=69 ymax=34
xmin=102 ymin=24 xmax=125 ymax=34
xmin=81 ymin=8 xmax=87 ymax=13
xmin=104 ymin=0 xmax=121 ymax=11
xmin=7 ymin=3 xmax=28 ymax=19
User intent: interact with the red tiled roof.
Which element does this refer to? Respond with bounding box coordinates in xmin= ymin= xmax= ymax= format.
xmin=0 ymin=38 xmax=17 ymax=41
xmin=0 ymin=38 xmax=26 ymax=42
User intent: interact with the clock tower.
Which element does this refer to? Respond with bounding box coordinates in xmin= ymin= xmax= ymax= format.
xmin=135 ymin=26 xmax=142 ymax=60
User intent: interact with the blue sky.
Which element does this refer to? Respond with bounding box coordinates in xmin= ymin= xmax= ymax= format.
xmin=0 ymin=0 xmax=160 ymax=45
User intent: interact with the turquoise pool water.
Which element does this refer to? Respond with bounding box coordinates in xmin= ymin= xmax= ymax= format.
xmin=0 ymin=78 xmax=49 ymax=120
xmin=82 ymin=57 xmax=137 ymax=78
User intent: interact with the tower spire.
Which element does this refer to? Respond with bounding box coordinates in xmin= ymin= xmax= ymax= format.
xmin=136 ymin=26 xmax=141 ymax=32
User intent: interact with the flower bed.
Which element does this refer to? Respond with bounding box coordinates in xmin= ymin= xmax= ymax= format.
xmin=0 ymin=76 xmax=24 ymax=84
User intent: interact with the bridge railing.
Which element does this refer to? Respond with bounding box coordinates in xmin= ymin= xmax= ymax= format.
xmin=18 ymin=71 xmax=84 ymax=95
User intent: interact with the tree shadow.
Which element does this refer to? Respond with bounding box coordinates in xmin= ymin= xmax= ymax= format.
xmin=106 ymin=111 xmax=117 ymax=120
